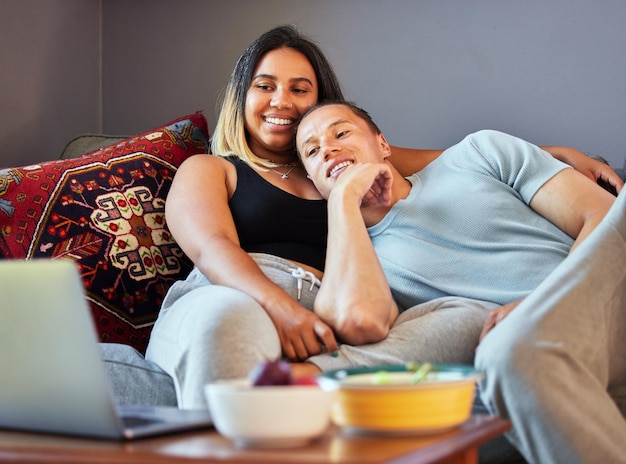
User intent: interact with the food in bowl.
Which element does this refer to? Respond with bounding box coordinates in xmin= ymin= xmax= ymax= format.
xmin=205 ymin=361 xmax=336 ymax=448
xmin=248 ymin=359 xmax=293 ymax=386
xmin=320 ymin=363 xmax=483 ymax=434
xmin=247 ymin=359 xmax=317 ymax=386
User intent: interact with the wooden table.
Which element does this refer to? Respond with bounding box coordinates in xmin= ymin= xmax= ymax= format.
xmin=0 ymin=415 xmax=509 ymax=464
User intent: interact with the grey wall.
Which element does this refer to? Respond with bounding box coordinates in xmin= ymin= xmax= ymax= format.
xmin=0 ymin=0 xmax=101 ymax=167
xmin=2 ymin=0 xmax=625 ymax=168
xmin=101 ymin=0 xmax=626 ymax=167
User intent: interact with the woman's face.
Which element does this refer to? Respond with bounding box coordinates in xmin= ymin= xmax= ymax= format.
xmin=245 ymin=47 xmax=319 ymax=160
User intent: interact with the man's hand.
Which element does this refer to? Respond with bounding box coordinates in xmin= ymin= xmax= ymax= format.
xmin=479 ymin=299 xmax=523 ymax=342
xmin=331 ymin=162 xmax=393 ymax=208
xmin=543 ymin=146 xmax=623 ymax=195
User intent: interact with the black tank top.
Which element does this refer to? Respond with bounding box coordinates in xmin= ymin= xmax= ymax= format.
xmin=226 ymin=157 xmax=328 ymax=271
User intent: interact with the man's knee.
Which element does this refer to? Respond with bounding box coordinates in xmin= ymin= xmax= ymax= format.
xmin=475 ymin=329 xmax=534 ymax=379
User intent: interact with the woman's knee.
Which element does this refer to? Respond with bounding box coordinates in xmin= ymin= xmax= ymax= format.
xmin=173 ymin=286 xmax=274 ymax=340
xmin=147 ymin=285 xmax=282 ymax=408
xmin=149 ymin=285 xmax=274 ymax=357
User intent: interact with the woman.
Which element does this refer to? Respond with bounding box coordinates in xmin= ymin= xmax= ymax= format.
xmin=144 ymin=25 xmax=622 ymax=409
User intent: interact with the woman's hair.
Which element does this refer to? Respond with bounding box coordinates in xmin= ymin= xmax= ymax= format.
xmin=211 ymin=25 xmax=345 ymax=168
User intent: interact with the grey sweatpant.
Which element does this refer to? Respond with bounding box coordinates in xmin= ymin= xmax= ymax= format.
xmin=476 ymin=187 xmax=626 ymax=464
xmin=145 ymin=253 xmax=496 ymax=410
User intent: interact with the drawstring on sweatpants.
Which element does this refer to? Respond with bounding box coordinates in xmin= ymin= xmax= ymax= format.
xmin=289 ymin=267 xmax=321 ymax=300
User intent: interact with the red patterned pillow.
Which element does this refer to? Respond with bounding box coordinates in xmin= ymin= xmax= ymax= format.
xmin=0 ymin=112 xmax=209 ymax=353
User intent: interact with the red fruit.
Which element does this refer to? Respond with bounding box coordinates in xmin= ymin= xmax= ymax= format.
xmin=248 ymin=360 xmax=292 ymax=386
xmin=290 ymin=376 xmax=319 ymax=386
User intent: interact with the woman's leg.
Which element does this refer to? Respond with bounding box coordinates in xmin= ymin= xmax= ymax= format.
xmin=146 ymin=282 xmax=281 ymax=409
xmin=145 ymin=255 xmax=320 ymax=410
xmin=100 ymin=343 xmax=178 ymax=406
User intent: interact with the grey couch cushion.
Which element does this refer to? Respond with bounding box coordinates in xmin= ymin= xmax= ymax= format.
xmin=100 ymin=343 xmax=177 ymax=407
xmin=60 ymin=134 xmax=128 ymax=159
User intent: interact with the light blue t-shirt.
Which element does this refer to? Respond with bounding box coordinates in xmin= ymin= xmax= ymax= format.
xmin=368 ymin=129 xmax=573 ymax=311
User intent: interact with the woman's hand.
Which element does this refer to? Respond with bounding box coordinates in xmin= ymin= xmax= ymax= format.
xmin=265 ymin=298 xmax=338 ymax=361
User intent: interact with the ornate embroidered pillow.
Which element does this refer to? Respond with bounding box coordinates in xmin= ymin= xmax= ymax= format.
xmin=0 ymin=112 xmax=209 ymax=353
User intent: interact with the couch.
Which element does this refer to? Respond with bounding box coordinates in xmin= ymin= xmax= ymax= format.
xmin=4 ymin=115 xmax=624 ymax=462
xmin=0 ymin=112 xmax=212 ymax=406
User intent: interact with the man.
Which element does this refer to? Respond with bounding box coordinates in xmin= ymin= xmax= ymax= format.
xmin=295 ymin=101 xmax=624 ymax=463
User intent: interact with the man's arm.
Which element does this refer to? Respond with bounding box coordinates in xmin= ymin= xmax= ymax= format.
xmin=314 ymin=163 xmax=399 ymax=345
xmin=480 ymin=167 xmax=615 ymax=342
xmin=530 ymin=168 xmax=615 ymax=252
xmin=542 ymin=146 xmax=622 ymax=195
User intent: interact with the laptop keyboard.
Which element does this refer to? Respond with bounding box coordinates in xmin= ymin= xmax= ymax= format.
xmin=122 ymin=415 xmax=166 ymax=428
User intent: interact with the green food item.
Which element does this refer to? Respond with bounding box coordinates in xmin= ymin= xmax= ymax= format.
xmin=372 ymin=371 xmax=392 ymax=385
xmin=407 ymin=362 xmax=433 ymax=384
xmin=369 ymin=363 xmax=434 ymax=385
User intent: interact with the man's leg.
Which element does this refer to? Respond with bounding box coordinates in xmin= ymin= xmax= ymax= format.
xmin=476 ymin=190 xmax=626 ymax=464
xmin=308 ymin=296 xmax=497 ymax=371
xmin=305 ymin=297 xmax=524 ymax=464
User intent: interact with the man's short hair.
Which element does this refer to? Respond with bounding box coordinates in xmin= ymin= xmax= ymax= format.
xmin=299 ymin=101 xmax=383 ymax=136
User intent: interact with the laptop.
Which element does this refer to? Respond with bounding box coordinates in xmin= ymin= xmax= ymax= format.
xmin=0 ymin=259 xmax=212 ymax=440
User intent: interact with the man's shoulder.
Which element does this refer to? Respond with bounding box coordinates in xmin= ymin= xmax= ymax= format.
xmin=435 ymin=130 xmax=512 ymax=168
xmin=458 ymin=129 xmax=519 ymax=150
xmin=452 ymin=129 xmax=550 ymax=167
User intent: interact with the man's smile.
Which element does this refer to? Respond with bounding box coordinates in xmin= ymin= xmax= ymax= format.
xmin=328 ymin=160 xmax=354 ymax=178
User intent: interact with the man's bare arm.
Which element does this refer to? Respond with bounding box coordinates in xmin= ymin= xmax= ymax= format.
xmin=315 ymin=163 xmax=398 ymax=345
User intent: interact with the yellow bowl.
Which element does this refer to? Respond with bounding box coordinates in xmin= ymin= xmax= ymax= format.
xmin=319 ymin=364 xmax=482 ymax=433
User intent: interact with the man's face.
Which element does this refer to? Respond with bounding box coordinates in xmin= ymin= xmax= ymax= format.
xmin=296 ymin=104 xmax=390 ymax=198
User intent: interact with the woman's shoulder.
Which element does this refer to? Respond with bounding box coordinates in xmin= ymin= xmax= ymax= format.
xmin=178 ymin=153 xmax=236 ymax=174
xmin=175 ymin=154 xmax=238 ymax=190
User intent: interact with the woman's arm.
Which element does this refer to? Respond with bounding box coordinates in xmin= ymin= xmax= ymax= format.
xmin=387 ymin=147 xmax=443 ymax=177
xmin=165 ymin=155 xmax=338 ymax=361
xmin=389 ymin=145 xmax=623 ymax=194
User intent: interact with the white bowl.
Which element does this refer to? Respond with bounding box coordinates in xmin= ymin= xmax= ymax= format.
xmin=205 ymin=378 xmax=336 ymax=448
